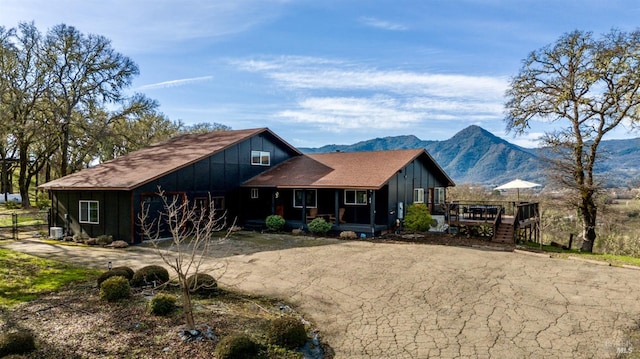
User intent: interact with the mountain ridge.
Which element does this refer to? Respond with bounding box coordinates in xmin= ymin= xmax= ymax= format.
xmin=300 ymin=125 xmax=639 ymax=187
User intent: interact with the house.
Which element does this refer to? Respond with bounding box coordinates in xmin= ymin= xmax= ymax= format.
xmin=243 ymin=149 xmax=455 ymax=236
xmin=39 ymin=128 xmax=454 ymax=243
xmin=39 ymin=128 xmax=301 ymax=243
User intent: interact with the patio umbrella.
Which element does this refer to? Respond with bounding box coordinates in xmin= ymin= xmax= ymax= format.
xmin=494 ymin=179 xmax=541 ymax=201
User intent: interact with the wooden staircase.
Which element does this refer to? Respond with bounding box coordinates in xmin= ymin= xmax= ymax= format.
xmin=493 ymin=218 xmax=515 ymax=244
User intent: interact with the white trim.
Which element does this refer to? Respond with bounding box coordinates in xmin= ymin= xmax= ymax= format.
xmin=251 ymin=188 xmax=259 ymax=199
xmin=251 ymin=150 xmax=270 ymax=166
xmin=79 ymin=200 xmax=99 ymax=224
xmin=344 ymin=189 xmax=367 ymax=205
xmin=413 ymin=188 xmax=425 ymax=203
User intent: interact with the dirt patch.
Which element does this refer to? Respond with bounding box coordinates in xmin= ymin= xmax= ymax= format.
xmin=0 ymin=282 xmax=328 ymax=359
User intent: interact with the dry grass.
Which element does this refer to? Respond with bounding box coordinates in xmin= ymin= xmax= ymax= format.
xmin=0 ymin=282 xmax=323 ymax=358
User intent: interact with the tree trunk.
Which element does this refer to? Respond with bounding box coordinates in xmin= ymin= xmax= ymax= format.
xmin=18 ymin=145 xmax=31 ymax=209
xmin=579 ymin=193 xmax=598 ymax=252
xmin=180 ymin=275 xmax=195 ymax=330
xmin=60 ymin=121 xmax=69 ymax=177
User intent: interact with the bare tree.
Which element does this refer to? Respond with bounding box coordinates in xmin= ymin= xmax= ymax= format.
xmin=505 ymin=29 xmax=640 ymax=252
xmin=138 ymin=188 xmax=234 ymax=331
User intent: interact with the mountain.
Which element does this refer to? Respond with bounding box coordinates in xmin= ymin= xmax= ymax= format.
xmin=300 ymin=125 xmax=640 ymax=187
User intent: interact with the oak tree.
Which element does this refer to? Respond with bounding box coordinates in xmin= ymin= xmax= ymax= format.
xmin=505 ymin=30 xmax=640 ymax=252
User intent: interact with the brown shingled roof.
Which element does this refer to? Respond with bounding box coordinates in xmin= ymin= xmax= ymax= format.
xmin=243 ymin=149 xmax=454 ymax=189
xmin=39 ymin=128 xmax=298 ymax=191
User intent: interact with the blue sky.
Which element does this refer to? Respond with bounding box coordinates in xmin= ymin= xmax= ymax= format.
xmin=2 ymin=0 xmax=640 ymax=148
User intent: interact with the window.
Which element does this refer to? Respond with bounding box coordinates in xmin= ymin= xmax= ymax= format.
xmin=251 ymin=150 xmax=270 ymax=166
xmin=212 ymin=196 xmax=225 ymax=210
xmin=434 ymin=187 xmax=445 ymax=204
xmin=344 ymin=190 xmax=367 ymax=205
xmin=413 ymin=188 xmax=425 ymax=203
xmin=79 ymin=200 xmax=99 ymax=224
xmin=251 ymin=188 xmax=259 ymax=199
xmin=293 ymin=189 xmax=317 ymax=208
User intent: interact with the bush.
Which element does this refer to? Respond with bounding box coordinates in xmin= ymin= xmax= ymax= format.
xmin=403 ymin=203 xmax=435 ymax=232
xmin=186 ymin=273 xmax=217 ymax=294
xmin=307 ymin=217 xmax=332 ymax=236
xmin=265 ymin=316 xmax=308 ymax=349
xmin=111 ymin=266 xmax=134 ymax=279
xmin=149 ymin=293 xmax=176 ymax=316
xmin=214 ymin=334 xmax=261 ymax=359
xmin=3 ymin=201 xmax=20 ymax=210
xmin=96 ymin=234 xmax=113 ymax=245
xmin=35 ymin=192 xmax=51 ymax=210
xmin=100 ymin=276 xmax=130 ymax=302
xmin=265 ymin=215 xmax=286 ymax=232
xmin=131 ymin=265 xmax=169 ymax=287
xmin=96 ymin=268 xmax=133 ymax=287
xmin=0 ymin=330 xmax=36 ymax=357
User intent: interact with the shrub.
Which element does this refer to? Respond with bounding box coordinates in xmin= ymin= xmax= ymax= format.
xmin=96 ymin=268 xmax=133 ymax=287
xmin=149 ymin=293 xmax=176 ymax=316
xmin=186 ymin=273 xmax=217 ymax=294
xmin=96 ymin=234 xmax=113 ymax=245
xmin=35 ymin=192 xmax=51 ymax=210
xmin=265 ymin=215 xmax=286 ymax=232
xmin=131 ymin=265 xmax=169 ymax=287
xmin=214 ymin=334 xmax=261 ymax=359
xmin=403 ymin=203 xmax=435 ymax=232
xmin=339 ymin=231 xmax=357 ymax=239
xmin=111 ymin=266 xmax=134 ymax=279
xmin=307 ymin=217 xmax=332 ymax=236
xmin=265 ymin=316 xmax=308 ymax=349
xmin=0 ymin=330 xmax=36 ymax=357
xmin=3 ymin=201 xmax=20 ymax=210
xmin=100 ymin=276 xmax=130 ymax=302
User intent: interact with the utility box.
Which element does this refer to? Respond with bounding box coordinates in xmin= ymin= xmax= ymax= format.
xmin=49 ymin=227 xmax=63 ymax=240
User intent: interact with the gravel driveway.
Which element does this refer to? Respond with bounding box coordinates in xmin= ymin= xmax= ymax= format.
xmin=3 ymin=237 xmax=640 ymax=358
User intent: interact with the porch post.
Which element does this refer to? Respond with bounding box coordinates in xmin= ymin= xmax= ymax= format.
xmin=301 ymin=189 xmax=307 ymax=224
xmin=271 ymin=190 xmax=276 ymax=215
xmin=334 ymin=190 xmax=340 ymax=225
xmin=369 ymin=190 xmax=376 ymax=237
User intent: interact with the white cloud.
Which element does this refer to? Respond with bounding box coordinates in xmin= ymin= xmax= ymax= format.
xmin=0 ymin=0 xmax=289 ymax=53
xmin=236 ymin=56 xmax=509 ymax=132
xmin=359 ymin=16 xmax=408 ymax=31
xmin=236 ymin=56 xmax=508 ymax=99
xmin=136 ymin=76 xmax=214 ymax=91
xmin=276 ymin=96 xmax=422 ymax=131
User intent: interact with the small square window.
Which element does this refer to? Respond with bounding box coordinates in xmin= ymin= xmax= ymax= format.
xmin=79 ymin=200 xmax=99 ymax=224
xmin=251 ymin=188 xmax=259 ymax=199
xmin=413 ymin=188 xmax=425 ymax=203
xmin=251 ymin=151 xmax=270 ymax=166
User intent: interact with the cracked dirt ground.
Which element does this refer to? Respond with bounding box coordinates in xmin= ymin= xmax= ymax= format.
xmin=215 ymin=241 xmax=640 ymax=358
xmin=3 ymin=239 xmax=640 ymax=358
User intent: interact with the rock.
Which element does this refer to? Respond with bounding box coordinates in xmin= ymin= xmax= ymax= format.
xmin=110 ymin=240 xmax=129 ymax=248
xmin=178 ymin=325 xmax=216 ymax=342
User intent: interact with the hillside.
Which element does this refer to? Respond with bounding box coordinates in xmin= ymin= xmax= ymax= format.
xmin=300 ymin=125 xmax=639 ymax=187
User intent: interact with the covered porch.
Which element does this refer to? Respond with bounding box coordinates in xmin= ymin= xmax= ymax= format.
xmin=243 ymin=187 xmax=392 ymax=237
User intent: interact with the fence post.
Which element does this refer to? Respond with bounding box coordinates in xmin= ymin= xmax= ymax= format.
xmin=12 ymin=213 xmax=18 ymax=240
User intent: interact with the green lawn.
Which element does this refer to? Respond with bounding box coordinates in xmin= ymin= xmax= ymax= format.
xmin=0 ymin=247 xmax=100 ymax=307
xmin=520 ymin=241 xmax=640 ymax=267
